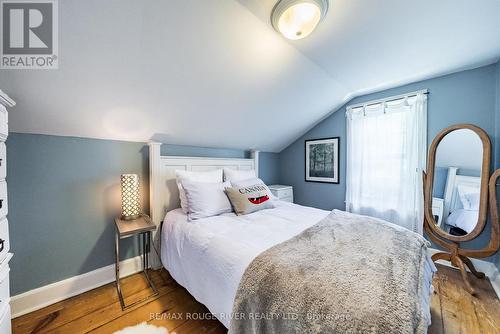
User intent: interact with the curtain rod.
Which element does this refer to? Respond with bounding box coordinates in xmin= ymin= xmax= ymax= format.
xmin=346 ymin=89 xmax=428 ymax=111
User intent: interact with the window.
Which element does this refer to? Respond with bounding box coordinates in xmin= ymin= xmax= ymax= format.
xmin=345 ymin=92 xmax=427 ymax=233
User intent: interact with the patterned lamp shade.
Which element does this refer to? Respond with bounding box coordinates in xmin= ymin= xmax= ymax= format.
xmin=120 ymin=174 xmax=141 ymax=220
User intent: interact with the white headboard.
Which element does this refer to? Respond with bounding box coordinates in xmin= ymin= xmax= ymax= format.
xmin=442 ymin=166 xmax=481 ymax=222
xmin=148 ymin=142 xmax=258 ymax=225
xmin=147 ymin=142 xmax=258 ymax=267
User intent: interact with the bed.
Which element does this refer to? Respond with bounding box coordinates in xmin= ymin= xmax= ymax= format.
xmin=148 ymin=143 xmax=435 ymax=332
xmin=161 ymin=201 xmax=329 ymax=327
xmin=441 ymin=167 xmax=481 ymax=234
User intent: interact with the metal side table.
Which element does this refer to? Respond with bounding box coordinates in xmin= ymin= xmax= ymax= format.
xmin=114 ymin=214 xmax=158 ymax=310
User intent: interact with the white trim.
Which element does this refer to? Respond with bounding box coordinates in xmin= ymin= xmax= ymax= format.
xmin=148 ymin=143 xmax=256 ymax=224
xmin=148 ymin=142 xmax=162 ymax=269
xmin=251 ymin=150 xmax=260 ymax=177
xmin=442 ymin=167 xmax=458 ymax=222
xmin=0 ymin=90 xmax=15 ymax=108
xmin=428 ymin=248 xmax=500 ymax=299
xmin=346 ymin=89 xmax=428 ymax=112
xmin=10 ymin=255 xmax=143 ymax=318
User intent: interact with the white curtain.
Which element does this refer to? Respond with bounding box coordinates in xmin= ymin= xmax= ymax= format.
xmin=346 ymin=93 xmax=427 ymax=233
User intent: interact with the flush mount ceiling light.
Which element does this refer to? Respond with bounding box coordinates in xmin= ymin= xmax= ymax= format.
xmin=271 ymin=0 xmax=328 ymax=40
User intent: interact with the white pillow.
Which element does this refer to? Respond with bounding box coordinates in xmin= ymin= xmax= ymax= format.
xmin=446 ymin=209 xmax=479 ymax=234
xmin=457 ymin=184 xmax=480 ymax=210
xmin=231 ymin=177 xmax=276 ymax=200
xmin=225 ymin=181 xmax=274 ymax=215
xmin=181 ymin=180 xmax=233 ymax=221
xmin=463 ymin=192 xmax=480 ymax=211
xmin=175 ymin=169 xmax=223 ymax=213
xmin=223 ymin=168 xmax=256 ymax=182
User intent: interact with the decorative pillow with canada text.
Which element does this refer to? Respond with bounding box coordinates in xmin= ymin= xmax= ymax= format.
xmin=225 ymin=181 xmax=274 ymax=215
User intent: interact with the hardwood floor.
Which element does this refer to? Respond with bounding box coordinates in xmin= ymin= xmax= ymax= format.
xmin=428 ymin=265 xmax=500 ymax=334
xmin=12 ymin=264 xmax=500 ymax=334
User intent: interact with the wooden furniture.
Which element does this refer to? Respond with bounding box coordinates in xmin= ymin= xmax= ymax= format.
xmin=268 ymin=184 xmax=294 ymax=203
xmin=0 ymin=90 xmax=14 ymax=334
xmin=114 ymin=215 xmax=158 ymax=310
xmin=423 ymin=123 xmax=499 ymax=295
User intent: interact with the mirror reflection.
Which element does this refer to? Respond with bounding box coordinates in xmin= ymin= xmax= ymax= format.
xmin=431 ymin=129 xmax=482 ymax=236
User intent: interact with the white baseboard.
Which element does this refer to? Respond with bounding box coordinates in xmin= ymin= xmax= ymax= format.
xmin=11 ymin=255 xmax=143 ymax=319
xmin=428 ymin=248 xmax=500 ymax=298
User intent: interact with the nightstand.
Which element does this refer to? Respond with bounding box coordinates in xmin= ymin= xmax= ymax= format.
xmin=114 ymin=214 xmax=158 ymax=310
xmin=432 ymin=197 xmax=444 ymax=227
xmin=268 ymin=185 xmax=294 ymax=203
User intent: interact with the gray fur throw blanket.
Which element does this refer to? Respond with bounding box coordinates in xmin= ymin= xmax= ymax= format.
xmin=229 ymin=210 xmax=432 ymax=334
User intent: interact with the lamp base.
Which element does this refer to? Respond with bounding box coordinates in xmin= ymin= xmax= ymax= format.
xmin=121 ymin=214 xmax=141 ymax=221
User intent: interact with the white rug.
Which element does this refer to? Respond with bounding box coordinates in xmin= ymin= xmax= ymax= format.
xmin=113 ymin=322 xmax=169 ymax=334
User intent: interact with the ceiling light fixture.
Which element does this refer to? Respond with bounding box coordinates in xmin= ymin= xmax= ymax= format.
xmin=271 ymin=0 xmax=328 ymax=40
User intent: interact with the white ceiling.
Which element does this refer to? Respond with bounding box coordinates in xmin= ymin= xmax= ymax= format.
xmin=1 ymin=0 xmax=500 ymax=152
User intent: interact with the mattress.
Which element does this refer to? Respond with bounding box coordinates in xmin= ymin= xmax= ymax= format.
xmin=161 ymin=201 xmax=435 ymax=329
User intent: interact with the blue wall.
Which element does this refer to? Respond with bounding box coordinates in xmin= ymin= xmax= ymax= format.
xmin=259 ymin=152 xmax=280 ymax=185
xmin=279 ymin=110 xmax=346 ymax=210
xmin=432 ymin=167 xmax=449 ymax=198
xmin=160 ymin=144 xmax=246 ymax=159
xmin=8 ymin=134 xmax=278 ymax=295
xmin=279 ymin=63 xmax=498 ymax=261
xmin=8 ymin=134 xmax=148 ymax=295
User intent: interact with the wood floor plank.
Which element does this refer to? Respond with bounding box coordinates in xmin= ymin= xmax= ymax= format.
xmin=46 ymin=286 xmax=181 ymax=333
xmin=436 ymin=264 xmax=500 ymax=334
xmin=88 ymin=288 xmax=200 ymax=334
xmin=466 ymin=271 xmax=500 ymax=333
xmin=12 ymin=265 xmax=499 ymax=334
xmin=172 ymin=318 xmax=226 ymax=334
xmin=13 ymin=270 xmax=176 ymax=334
xmin=428 ymin=273 xmax=444 ymax=334
xmin=146 ymin=296 xmax=226 ymax=334
xmin=147 ymin=302 xmax=224 ymax=334
xmin=440 ymin=273 xmax=480 ymax=333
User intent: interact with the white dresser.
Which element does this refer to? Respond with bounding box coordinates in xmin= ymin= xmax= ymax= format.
xmin=268 ymin=185 xmax=294 ymax=203
xmin=0 ymin=90 xmax=14 ymax=334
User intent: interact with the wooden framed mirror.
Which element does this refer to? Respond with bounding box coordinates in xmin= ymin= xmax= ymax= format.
xmin=423 ymin=124 xmax=499 ymax=295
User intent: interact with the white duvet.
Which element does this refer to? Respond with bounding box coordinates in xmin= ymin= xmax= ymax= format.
xmin=446 ymin=208 xmax=479 ymax=233
xmin=161 ymin=201 xmax=434 ymax=329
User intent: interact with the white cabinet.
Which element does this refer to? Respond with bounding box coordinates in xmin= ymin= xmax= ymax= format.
xmin=0 ymin=220 xmax=9 ymax=264
xmin=0 ymin=90 xmax=14 ymax=334
xmin=0 ymin=258 xmax=10 ymax=315
xmin=0 ymin=144 xmax=6 ymax=180
xmin=0 ymin=304 xmax=10 ymax=334
xmin=268 ymin=185 xmax=294 ymax=203
xmin=432 ymin=197 xmax=444 ymax=227
xmin=0 ymin=107 xmax=7 ymax=142
xmin=0 ymin=182 xmax=7 ymax=220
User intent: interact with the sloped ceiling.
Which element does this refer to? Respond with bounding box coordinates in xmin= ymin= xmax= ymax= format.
xmin=1 ymin=0 xmax=500 ymax=152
